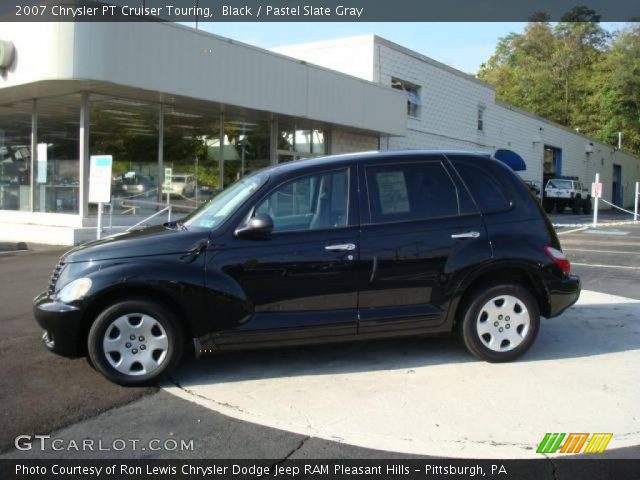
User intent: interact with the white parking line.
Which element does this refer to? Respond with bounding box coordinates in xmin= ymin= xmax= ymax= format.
xmin=0 ymin=250 xmax=28 ymax=255
xmin=565 ymin=248 xmax=640 ymax=255
xmin=572 ymin=262 xmax=640 ymax=270
xmin=558 ymin=226 xmax=588 ymax=235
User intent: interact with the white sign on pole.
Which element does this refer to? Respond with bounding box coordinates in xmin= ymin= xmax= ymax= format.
xmin=591 ymin=182 xmax=602 ymax=199
xmin=36 ymin=143 xmax=48 ymax=184
xmin=89 ymin=155 xmax=113 ymax=203
xmin=162 ymin=167 xmax=173 ymax=194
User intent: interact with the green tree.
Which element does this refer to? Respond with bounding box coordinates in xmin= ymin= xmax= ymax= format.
xmin=477 ymin=10 xmax=640 ymax=154
xmin=597 ymin=25 xmax=640 ymax=153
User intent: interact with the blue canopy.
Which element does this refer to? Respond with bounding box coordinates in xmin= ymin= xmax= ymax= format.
xmin=494 ymin=149 xmax=527 ymax=171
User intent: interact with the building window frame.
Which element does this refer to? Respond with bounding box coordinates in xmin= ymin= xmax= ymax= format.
xmin=477 ymin=105 xmax=485 ymax=132
xmin=391 ymin=78 xmax=422 ymax=119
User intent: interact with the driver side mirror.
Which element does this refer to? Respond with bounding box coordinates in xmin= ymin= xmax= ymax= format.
xmin=235 ymin=213 xmax=274 ymax=239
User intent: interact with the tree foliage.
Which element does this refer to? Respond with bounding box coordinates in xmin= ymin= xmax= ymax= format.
xmin=478 ymin=12 xmax=640 ymax=154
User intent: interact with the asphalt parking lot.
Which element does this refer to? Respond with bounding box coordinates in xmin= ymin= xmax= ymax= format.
xmin=1 ymin=218 xmax=639 ymax=461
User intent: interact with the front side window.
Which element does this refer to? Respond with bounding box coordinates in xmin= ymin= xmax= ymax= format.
xmin=365 ymin=161 xmax=460 ymax=224
xmin=256 ymin=169 xmax=349 ymax=233
xmin=184 ymin=172 xmax=268 ymax=229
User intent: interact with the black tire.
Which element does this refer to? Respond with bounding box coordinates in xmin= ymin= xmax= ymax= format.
xmin=542 ymin=198 xmax=554 ymax=214
xmin=572 ymin=198 xmax=581 ymax=215
xmin=583 ymin=199 xmax=592 ymax=215
xmin=459 ymin=283 xmax=540 ymax=362
xmin=87 ymin=299 xmax=184 ymax=386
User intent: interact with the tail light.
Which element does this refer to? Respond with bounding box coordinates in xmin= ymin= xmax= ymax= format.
xmin=544 ymin=246 xmax=571 ymax=274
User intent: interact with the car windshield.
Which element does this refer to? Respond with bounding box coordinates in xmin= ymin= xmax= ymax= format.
xmin=183 ymin=173 xmax=268 ymax=230
xmin=172 ymin=175 xmax=188 ymax=182
xmin=549 ymin=180 xmax=572 ymax=189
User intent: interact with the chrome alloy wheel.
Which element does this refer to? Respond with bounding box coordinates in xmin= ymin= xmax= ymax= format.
xmin=476 ymin=295 xmax=530 ymax=352
xmin=102 ymin=313 xmax=169 ymax=376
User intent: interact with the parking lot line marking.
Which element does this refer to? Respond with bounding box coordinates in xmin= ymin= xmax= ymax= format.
xmin=558 ymin=227 xmax=588 ymax=235
xmin=565 ymin=248 xmax=640 ymax=255
xmin=572 ymin=262 xmax=640 ymax=270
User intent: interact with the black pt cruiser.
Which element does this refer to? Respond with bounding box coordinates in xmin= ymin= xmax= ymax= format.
xmin=34 ymin=151 xmax=580 ymax=385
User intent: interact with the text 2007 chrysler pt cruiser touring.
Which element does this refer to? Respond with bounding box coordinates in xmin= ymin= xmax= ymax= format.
xmin=34 ymin=151 xmax=580 ymax=385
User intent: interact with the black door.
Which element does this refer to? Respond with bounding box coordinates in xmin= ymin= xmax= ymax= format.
xmin=208 ymin=166 xmax=360 ymax=347
xmin=357 ymin=155 xmax=490 ymax=335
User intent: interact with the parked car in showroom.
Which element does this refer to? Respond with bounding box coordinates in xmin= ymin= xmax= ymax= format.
xmin=34 ymin=151 xmax=580 ymax=385
xmin=543 ymin=177 xmax=592 ymax=214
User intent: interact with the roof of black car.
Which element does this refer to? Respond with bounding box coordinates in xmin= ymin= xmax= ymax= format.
xmin=267 ymin=150 xmax=493 ymax=175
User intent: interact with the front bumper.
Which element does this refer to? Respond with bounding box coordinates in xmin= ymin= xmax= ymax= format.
xmin=33 ymin=291 xmax=84 ymax=357
xmin=547 ymin=274 xmax=581 ymax=318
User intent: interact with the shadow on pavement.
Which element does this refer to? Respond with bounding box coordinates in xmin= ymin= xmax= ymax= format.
xmin=173 ymin=299 xmax=639 ymax=385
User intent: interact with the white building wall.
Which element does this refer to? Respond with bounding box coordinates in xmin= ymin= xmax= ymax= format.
xmin=272 ymin=35 xmax=376 ymax=81
xmin=1 ymin=23 xmax=405 ymax=137
xmin=495 ymin=104 xmax=640 ymax=207
xmin=276 ymin=34 xmax=640 ymax=208
xmin=374 ymin=41 xmax=496 ymax=153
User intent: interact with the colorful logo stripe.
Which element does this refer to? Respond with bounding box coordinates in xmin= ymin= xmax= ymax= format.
xmin=537 ymin=433 xmax=613 ymax=454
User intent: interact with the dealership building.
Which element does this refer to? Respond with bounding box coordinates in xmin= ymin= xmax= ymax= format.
xmin=1 ymin=22 xmax=639 ymax=245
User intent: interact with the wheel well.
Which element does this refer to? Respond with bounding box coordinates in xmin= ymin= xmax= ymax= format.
xmin=454 ymin=267 xmax=550 ymax=328
xmin=78 ymin=287 xmax=193 ymax=355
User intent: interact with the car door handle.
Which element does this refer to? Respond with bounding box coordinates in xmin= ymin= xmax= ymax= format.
xmin=325 ymin=243 xmax=356 ymax=252
xmin=451 ymin=231 xmax=480 ymax=239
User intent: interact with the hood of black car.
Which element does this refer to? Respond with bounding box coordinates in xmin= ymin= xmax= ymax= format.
xmin=62 ymin=225 xmax=210 ymax=263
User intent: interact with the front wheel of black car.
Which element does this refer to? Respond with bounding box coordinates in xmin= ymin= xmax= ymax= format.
xmin=459 ymin=284 xmax=540 ymax=362
xmin=87 ymin=299 xmax=183 ymax=385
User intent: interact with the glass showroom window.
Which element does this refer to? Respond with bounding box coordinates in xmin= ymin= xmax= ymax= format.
xmin=223 ymin=117 xmax=270 ymax=187
xmin=34 ymin=95 xmax=81 ymax=214
xmin=0 ymin=101 xmax=32 ymax=211
xmin=163 ymin=106 xmax=221 ymax=207
xmin=277 ymin=119 xmax=328 ymax=163
xmin=90 ymin=95 xmax=159 ymax=217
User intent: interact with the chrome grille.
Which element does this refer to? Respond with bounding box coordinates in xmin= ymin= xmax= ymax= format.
xmin=48 ymin=260 xmax=65 ymax=293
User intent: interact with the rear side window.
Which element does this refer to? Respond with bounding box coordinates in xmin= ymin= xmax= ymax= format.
xmin=365 ymin=161 xmax=462 ymax=223
xmin=450 ymin=159 xmax=511 ymax=213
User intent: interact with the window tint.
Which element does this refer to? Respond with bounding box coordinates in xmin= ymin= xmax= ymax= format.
xmin=452 ymin=160 xmax=511 ymax=213
xmin=256 ymin=169 xmax=348 ymax=232
xmin=365 ymin=161 xmax=461 ymax=223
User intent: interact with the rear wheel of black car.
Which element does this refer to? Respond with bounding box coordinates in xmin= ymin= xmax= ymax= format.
xmin=459 ymin=284 xmax=540 ymax=362
xmin=87 ymin=299 xmax=183 ymax=385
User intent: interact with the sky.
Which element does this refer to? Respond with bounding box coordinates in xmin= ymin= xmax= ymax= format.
xmin=194 ymin=22 xmax=625 ymax=75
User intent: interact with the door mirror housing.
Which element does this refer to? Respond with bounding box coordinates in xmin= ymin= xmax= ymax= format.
xmin=235 ymin=213 xmax=274 ymax=239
